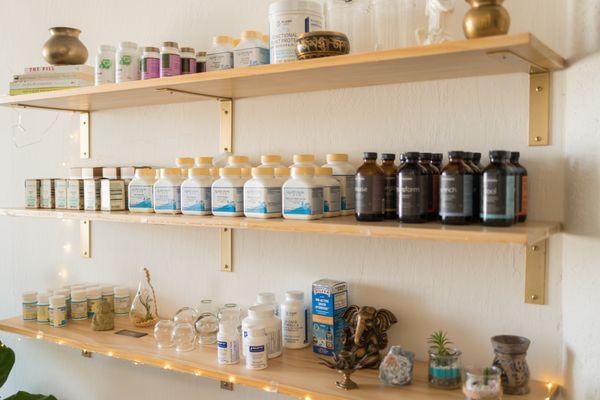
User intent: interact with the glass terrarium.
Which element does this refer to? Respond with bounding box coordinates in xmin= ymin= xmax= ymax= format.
xmin=463 ymin=366 xmax=503 ymax=400
xmin=153 ymin=320 xmax=175 ymax=349
xmin=129 ymin=267 xmax=159 ymax=328
xmin=428 ymin=349 xmax=462 ymax=389
xmin=172 ymin=322 xmax=196 ymax=352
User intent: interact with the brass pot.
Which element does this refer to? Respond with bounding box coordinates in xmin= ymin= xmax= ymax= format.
xmin=42 ymin=27 xmax=88 ymax=65
xmin=463 ymin=0 xmax=510 ymax=39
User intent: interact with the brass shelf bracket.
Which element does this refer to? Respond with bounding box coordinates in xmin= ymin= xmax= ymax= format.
xmin=80 ymin=220 xmax=91 ymax=258
xmin=218 ymin=98 xmax=234 ymax=272
xmin=220 ymin=381 xmax=234 ymax=391
xmin=524 ymin=239 xmax=547 ymax=305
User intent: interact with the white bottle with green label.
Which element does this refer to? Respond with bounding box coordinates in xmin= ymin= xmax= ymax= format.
xmin=95 ymin=45 xmax=116 ymax=85
xmin=116 ymin=41 xmax=139 ymax=83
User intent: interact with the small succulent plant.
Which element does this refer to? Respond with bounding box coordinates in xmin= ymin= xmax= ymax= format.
xmin=428 ymin=330 xmax=454 ymax=356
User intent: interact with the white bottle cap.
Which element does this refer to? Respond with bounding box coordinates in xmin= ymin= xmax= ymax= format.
xmin=248 ymin=304 xmax=274 ymax=319
xmin=135 ymin=168 xmax=155 ymax=178
xmin=228 ymin=155 xmax=250 ymax=165
xmin=261 ymin=155 xmax=282 ymax=164
xmin=22 ymin=291 xmax=37 ymax=302
xmin=160 ymin=168 xmax=181 ymax=178
xmin=326 ymin=153 xmax=349 ymax=162
xmin=176 ymin=157 xmax=194 ymax=167
xmin=71 ymin=290 xmax=87 ymax=302
xmin=50 ymin=295 xmax=66 ymax=307
xmin=220 ymin=167 xmax=241 ymax=177
xmin=291 ymin=166 xmax=315 ymax=177
xmin=315 ymin=167 xmax=333 ymax=176
xmin=275 ymin=167 xmax=290 ymax=178
xmin=114 ymin=286 xmax=130 ymax=297
xmin=118 ymin=41 xmax=138 ymax=49
xmin=37 ymin=293 xmax=50 ymax=304
xmin=293 ymin=154 xmax=315 ymax=164
xmin=101 ymin=286 xmax=114 ymax=296
xmin=54 ymin=289 xmax=71 ymax=298
xmin=256 ymin=292 xmax=276 ymax=304
xmin=213 ymin=35 xmax=233 ymax=45
xmin=248 ymin=327 xmax=267 ymax=338
xmin=86 ymin=286 xmax=101 ymax=298
xmin=194 ymin=156 xmax=213 ymax=166
xmin=251 ymin=167 xmax=274 ymax=178
xmin=241 ymin=30 xmax=261 ymax=40
xmin=99 ymin=45 xmax=116 ymax=52
xmin=285 ymin=290 xmax=304 ymax=301
xmin=189 ymin=168 xmax=211 ymax=178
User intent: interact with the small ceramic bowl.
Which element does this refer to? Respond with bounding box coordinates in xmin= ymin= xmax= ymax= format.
xmin=296 ymin=31 xmax=350 ymax=60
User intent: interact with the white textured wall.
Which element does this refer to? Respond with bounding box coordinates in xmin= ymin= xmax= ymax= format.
xmin=0 ymin=0 xmax=595 ymax=399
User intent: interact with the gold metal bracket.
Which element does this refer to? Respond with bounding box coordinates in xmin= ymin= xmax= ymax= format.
xmin=81 ymin=349 xmax=93 ymax=358
xmin=220 ymin=381 xmax=234 ymax=391
xmin=220 ymin=228 xmax=232 ymax=272
xmin=80 ymin=112 xmax=90 ymax=158
xmin=219 ymin=99 xmax=233 ymax=153
xmin=155 ymin=87 xmax=231 ymax=101
xmin=80 ymin=220 xmax=91 ymax=258
xmin=525 ymin=239 xmax=547 ymax=305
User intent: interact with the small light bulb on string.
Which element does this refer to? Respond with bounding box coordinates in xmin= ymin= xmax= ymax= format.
xmin=62 ymin=243 xmax=71 ymax=253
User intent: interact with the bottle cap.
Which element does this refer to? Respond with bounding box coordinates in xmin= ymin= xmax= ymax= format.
xmin=489 ymin=150 xmax=510 ymax=160
xmin=54 ymin=289 xmax=70 ymax=298
xmin=291 ymin=166 xmax=315 ymax=177
xmin=101 ymin=286 xmax=114 ymax=296
xmin=232 ymin=38 xmax=241 ymax=46
xmin=293 ymin=154 xmax=315 ymax=164
xmin=162 ymin=41 xmax=179 ymax=49
xmin=464 ymin=152 xmax=474 ymax=161
xmin=50 ymin=295 xmax=66 ymax=307
xmin=419 ymin=152 xmax=432 ymax=161
xmin=326 ymin=153 xmax=348 ymax=162
xmin=220 ymin=167 xmax=241 ymax=177
xmin=510 ymin=151 xmax=520 ymax=161
xmin=262 ymin=34 xmax=270 ymax=44
xmin=261 ymin=155 xmax=282 ymax=164
xmin=102 ymin=167 xmax=121 ymax=180
xmin=209 ymin=167 xmax=220 ymax=178
xmin=363 ymin=152 xmax=378 ymax=160
xmin=118 ymin=41 xmax=138 ymax=49
xmin=194 ymin=156 xmax=213 ymax=166
xmin=248 ymin=327 xmax=267 ymax=338
xmin=71 ymin=290 xmax=87 ymax=302
xmin=143 ymin=46 xmax=160 ymax=53
xmin=241 ymin=168 xmax=252 ymax=177
xmin=213 ymin=35 xmax=233 ymax=45
xmin=381 ymin=153 xmax=396 ymax=161
xmin=257 ymin=292 xmax=276 ymax=304
xmin=241 ymin=30 xmax=261 ymax=40
xmin=196 ymin=51 xmax=207 ymax=57
xmin=285 ymin=290 xmax=304 ymax=301
xmin=248 ymin=304 xmax=274 ymax=319
xmin=37 ymin=292 xmax=50 ymax=304
xmin=448 ymin=151 xmax=465 ymax=159
xmin=274 ymin=167 xmax=290 ymax=177
xmin=432 ymin=153 xmax=443 ymax=162
xmin=114 ymin=287 xmax=129 ymax=297
xmin=121 ymin=167 xmax=135 ymax=180
xmin=160 ymin=168 xmax=182 ymax=178
xmin=228 ymin=155 xmax=249 ymax=165
xmin=180 ymin=47 xmax=195 ymax=54
xmin=135 ymin=168 xmax=155 ymax=178
xmin=175 ymin=157 xmax=194 ymax=167
xmin=314 ymin=167 xmax=333 ymax=176
xmin=99 ymin=45 xmax=116 ymax=52
xmin=473 ymin=152 xmax=482 ymax=162
xmin=189 ymin=168 xmax=211 ymax=177
xmin=252 ymin=167 xmax=274 ymax=177
xmin=86 ymin=286 xmax=101 ymax=298
xmin=404 ymin=152 xmax=420 ymax=160
xmin=22 ymin=291 xmax=37 ymax=302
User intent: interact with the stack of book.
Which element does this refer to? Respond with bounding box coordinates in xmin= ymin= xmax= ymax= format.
xmin=9 ymin=65 xmax=93 ymax=95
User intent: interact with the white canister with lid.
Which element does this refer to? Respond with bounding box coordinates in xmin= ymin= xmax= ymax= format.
xmin=217 ymin=321 xmax=241 ymax=365
xmin=255 ymin=292 xmax=279 ymax=316
xmin=181 ymin=168 xmax=213 ymax=216
xmin=22 ymin=291 xmax=37 ymax=321
xmin=234 ymin=30 xmax=269 ymax=68
xmin=36 ymin=293 xmax=50 ymax=324
xmin=71 ymin=290 xmax=88 ymax=320
xmin=54 ymin=289 xmax=72 ymax=319
xmin=154 ymin=168 xmax=185 ymax=214
xmin=282 ymin=166 xmax=324 ymax=220
xmin=86 ymin=287 xmax=102 ymax=318
xmin=323 ymin=153 xmax=356 ymax=215
xmin=128 ymin=169 xmax=156 ymax=213
xmin=49 ymin=295 xmax=67 ymax=328
xmin=114 ymin=287 xmax=130 ymax=316
xmin=141 ymin=46 xmax=160 ymax=79
xmin=315 ymin=167 xmax=342 ymax=217
xmin=241 ymin=304 xmax=282 ymax=359
xmin=211 ymin=167 xmax=245 ymax=217
xmin=269 ymin=0 xmax=324 ymax=64
xmin=244 ymin=168 xmax=282 ymax=218
xmin=116 ymin=41 xmax=139 ymax=82
xmin=95 ymin=45 xmax=116 ymax=85
xmin=206 ymin=36 xmax=234 ymax=71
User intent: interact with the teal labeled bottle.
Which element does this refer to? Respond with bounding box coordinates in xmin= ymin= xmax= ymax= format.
xmin=480 ymin=150 xmax=516 ymax=227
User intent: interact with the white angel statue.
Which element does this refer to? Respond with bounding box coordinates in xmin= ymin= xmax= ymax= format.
xmin=416 ymin=0 xmax=455 ymax=45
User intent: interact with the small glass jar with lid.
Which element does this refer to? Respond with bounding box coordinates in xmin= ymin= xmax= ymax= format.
xmin=463 ymin=366 xmax=503 ymax=400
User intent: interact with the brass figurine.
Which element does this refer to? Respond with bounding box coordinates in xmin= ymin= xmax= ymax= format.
xmin=463 ymin=0 xmax=510 ymax=39
xmin=42 ymin=27 xmax=88 ymax=65
xmin=321 ymin=351 xmax=364 ymax=390
xmin=91 ymin=300 xmax=114 ymax=331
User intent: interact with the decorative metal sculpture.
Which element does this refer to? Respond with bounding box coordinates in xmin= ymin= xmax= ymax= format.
xmin=321 ymin=350 xmax=364 ymax=390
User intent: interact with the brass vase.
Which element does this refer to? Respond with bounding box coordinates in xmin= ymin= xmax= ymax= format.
xmin=463 ymin=0 xmax=510 ymax=39
xmin=42 ymin=27 xmax=88 ymax=65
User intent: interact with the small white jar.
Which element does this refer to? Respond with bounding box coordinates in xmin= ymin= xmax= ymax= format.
xmin=292 ymin=154 xmax=317 ymax=168
xmin=181 ymin=168 xmax=213 ymax=215
xmin=227 ymin=155 xmax=252 ymax=169
xmin=245 ymin=327 xmax=268 ymax=370
xmin=234 ymin=30 xmax=269 ymax=68
xmin=36 ymin=293 xmax=50 ymax=324
xmin=217 ymin=321 xmax=241 ymax=365
xmin=86 ymin=286 xmax=102 ymax=318
xmin=154 ymin=168 xmax=185 ymax=214
xmin=242 ymin=304 xmax=282 ymax=359
xmin=116 ymin=41 xmax=140 ymax=83
xmin=95 ymin=45 xmax=116 ymax=85
xmin=206 ymin=35 xmax=234 ymax=71
xmin=323 ymin=153 xmax=356 ymax=215
xmin=315 ymin=167 xmax=342 ymax=217
xmin=54 ymin=289 xmax=72 ymax=319
xmin=128 ymin=168 xmax=156 ymax=213
xmin=211 ymin=167 xmax=245 ymax=217
xmin=194 ymin=156 xmax=214 ymax=169
xmin=255 ymin=292 xmax=279 ymax=316
xmin=281 ymin=291 xmax=309 ymax=349
xmin=71 ymin=290 xmax=88 ymax=320
xmin=114 ymin=286 xmax=130 ymax=316
xmin=22 ymin=291 xmax=37 ymax=321
xmin=259 ymin=155 xmax=285 ymax=169
xmin=141 ymin=46 xmax=160 ymax=80
xmin=49 ymin=295 xmax=67 ymax=328
xmin=283 ymin=166 xmax=324 ymax=220
xmin=244 ymin=168 xmax=282 ymax=218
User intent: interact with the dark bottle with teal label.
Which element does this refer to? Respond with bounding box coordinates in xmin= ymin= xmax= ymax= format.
xmin=481 ymin=150 xmax=516 ymax=227
xmin=397 ymin=152 xmax=427 ymax=223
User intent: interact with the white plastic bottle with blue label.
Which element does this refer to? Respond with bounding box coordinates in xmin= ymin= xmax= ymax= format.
xmin=283 ymin=166 xmax=324 ymax=220
xmin=206 ymin=36 xmax=234 ymax=71
xmin=234 ymin=30 xmax=269 ymax=68
xmin=217 ymin=321 xmax=240 ymax=365
xmin=153 ymin=168 xmax=184 ymax=214
xmin=323 ymin=153 xmax=356 ymax=216
xmin=181 ymin=168 xmax=213 ymax=216
xmin=212 ymin=167 xmax=245 ymax=217
xmin=259 ymin=155 xmax=285 ymax=169
xmin=244 ymin=167 xmax=282 ymax=219
xmin=315 ymin=167 xmax=342 ymax=218
xmin=245 ymin=327 xmax=268 ymax=370
xmin=227 ymin=155 xmax=253 ymax=169
xmin=128 ymin=168 xmax=156 ymax=213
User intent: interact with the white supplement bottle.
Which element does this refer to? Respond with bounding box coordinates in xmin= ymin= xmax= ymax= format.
xmin=49 ymin=295 xmax=67 ymax=328
xmin=259 ymin=155 xmax=285 ymax=169
xmin=211 ymin=167 xmax=245 ymax=217
xmin=227 ymin=155 xmax=252 ymax=169
xmin=101 ymin=286 xmax=115 ymax=312
xmin=36 ymin=293 xmax=50 ymax=324
xmin=275 ymin=167 xmax=291 ymax=185
xmin=281 ymin=291 xmax=310 ymax=349
xmin=282 ymin=167 xmax=324 ymax=220
xmin=95 ymin=45 xmax=116 ymax=85
xmin=160 ymin=41 xmax=181 ymax=77
xmin=242 ymin=304 xmax=282 ymax=359
xmin=323 ymin=153 xmax=356 ymax=215
xmin=181 ymin=168 xmax=213 ymax=215
xmin=269 ymin=0 xmax=324 ymax=64
xmin=154 ymin=168 xmax=184 ymax=214
xmin=245 ymin=328 xmax=268 ymax=370
xmin=234 ymin=30 xmax=269 ymax=68
xmin=194 ymin=156 xmax=214 ymax=169
xmin=217 ymin=321 xmax=241 ymax=365
xmin=128 ymin=168 xmax=156 ymax=213
xmin=206 ymin=36 xmax=234 ymax=71
xmin=116 ymin=41 xmax=139 ymax=83
xmin=256 ymin=292 xmax=279 ymax=316
xmin=114 ymin=287 xmax=130 ymax=316
xmin=71 ymin=290 xmax=88 ymax=320
xmin=54 ymin=289 xmax=72 ymax=319
xmin=86 ymin=286 xmax=102 ymax=318
xmin=292 ymin=154 xmax=317 ymax=168
xmin=22 ymin=291 xmax=37 ymax=321
xmin=315 ymin=167 xmax=342 ymax=217
xmin=244 ymin=167 xmax=282 ymax=218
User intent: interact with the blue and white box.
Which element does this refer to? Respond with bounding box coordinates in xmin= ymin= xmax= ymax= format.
xmin=312 ymin=279 xmax=348 ymax=356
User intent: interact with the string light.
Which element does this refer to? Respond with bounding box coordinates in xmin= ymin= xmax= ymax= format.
xmin=107 ymin=351 xmax=114 ymax=357
xmin=36 ymin=331 xmax=43 ymax=339
xmin=194 ymin=371 xmax=203 ymax=377
xmin=228 ymin=376 xmax=235 ymax=383
xmin=62 ymin=243 xmax=72 ymax=253
xmin=163 ymin=363 xmax=172 ymax=370
xmin=57 ymin=340 xmax=64 ymax=345
xmin=546 ymin=382 xmax=554 ymax=391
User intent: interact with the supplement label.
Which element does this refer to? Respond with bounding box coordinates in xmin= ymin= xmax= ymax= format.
xmin=71 ymin=300 xmax=88 ymax=320
xmin=117 ymin=54 xmax=139 ymax=81
xmin=154 ymin=186 xmax=181 ymax=211
xmin=84 ymin=180 xmax=101 ymax=211
xmin=55 ymin=180 xmax=67 ymax=209
xmin=323 ymin=186 xmax=341 ymax=214
xmin=40 ymin=180 xmax=55 ymax=209
xmin=218 ymin=338 xmax=240 ymax=364
xmin=141 ymin=57 xmax=159 ymax=79
xmin=246 ymin=344 xmax=267 ymax=369
xmin=283 ymin=187 xmax=323 ymax=216
xmin=129 ymin=183 xmax=154 ymax=210
xmin=22 ymin=302 xmax=37 ymax=321
xmin=101 ymin=180 xmax=126 ymax=211
xmin=481 ymin=175 xmax=515 ymax=219
xmin=333 ymin=175 xmax=355 ymax=211
xmin=397 ymin=174 xmax=423 ymax=217
xmin=270 ymin=15 xmax=323 ymax=63
xmin=182 ymin=186 xmax=212 ymax=213
xmin=244 ymin=187 xmax=282 ymax=214
xmin=181 ymin=57 xmax=197 ymax=74
xmin=25 ymin=180 xmax=40 ymax=208
xmin=160 ymin=53 xmax=181 ymax=77
xmin=384 ymin=175 xmax=397 ymax=213
xmin=440 ymin=175 xmax=473 ymax=217
xmin=37 ymin=305 xmax=49 ymax=324
xmin=355 ymin=176 xmax=384 ymax=215
xmin=206 ymin=51 xmax=233 ymax=71
xmin=49 ymin=306 xmax=67 ymax=327
xmin=114 ymin=296 xmax=130 ymax=315
xmin=67 ymin=180 xmax=84 ymax=210
xmin=234 ymin=47 xmax=269 ymax=67
xmin=212 ymin=187 xmax=243 ymax=213
xmin=283 ymin=308 xmax=309 ymax=346
xmin=95 ymin=56 xmax=115 ymax=84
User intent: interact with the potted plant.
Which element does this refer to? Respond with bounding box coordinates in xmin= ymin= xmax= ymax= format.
xmin=427 ymin=330 xmax=462 ymax=389
xmin=1 ymin=340 xmax=57 ymax=399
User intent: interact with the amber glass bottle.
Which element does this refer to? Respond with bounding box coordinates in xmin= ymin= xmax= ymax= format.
xmin=355 ymin=152 xmax=385 ymax=221
xmin=510 ymin=152 xmax=528 ymax=222
xmin=431 ymin=153 xmax=444 ymax=170
xmin=481 ymin=150 xmax=515 ymax=227
xmin=440 ymin=151 xmax=474 ymax=225
xmin=419 ymin=153 xmax=440 ymax=220
xmin=397 ymin=152 xmax=427 ymax=223
xmin=381 ymin=153 xmax=398 ymax=219
xmin=464 ymin=152 xmax=481 ymax=222
xmin=472 ymin=152 xmax=483 ymax=171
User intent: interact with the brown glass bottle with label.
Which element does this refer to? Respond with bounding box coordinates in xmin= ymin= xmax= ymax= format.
xmin=419 ymin=153 xmax=440 ymax=220
xmin=397 ymin=152 xmax=427 ymax=223
xmin=431 ymin=153 xmax=444 ymax=170
xmin=464 ymin=152 xmax=481 ymax=222
xmin=481 ymin=150 xmax=516 ymax=227
xmin=380 ymin=153 xmax=398 ymax=219
xmin=510 ymin=152 xmax=528 ymax=222
xmin=355 ymin=152 xmax=385 ymax=222
xmin=440 ymin=151 xmax=474 ymax=225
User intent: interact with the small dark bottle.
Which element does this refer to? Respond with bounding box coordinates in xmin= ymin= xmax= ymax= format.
xmin=431 ymin=153 xmax=444 ymax=170
xmin=472 ymin=152 xmax=484 ymax=171
xmin=355 ymin=152 xmax=385 ymax=222
xmin=440 ymin=151 xmax=474 ymax=225
xmin=397 ymin=152 xmax=427 ymax=223
xmin=464 ymin=152 xmax=481 ymax=222
xmin=510 ymin=152 xmax=528 ymax=222
xmin=419 ymin=153 xmax=440 ymax=220
xmin=480 ymin=150 xmax=516 ymax=227
xmin=381 ymin=153 xmax=398 ymax=219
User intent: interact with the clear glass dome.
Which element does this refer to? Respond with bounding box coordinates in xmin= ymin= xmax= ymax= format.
xmin=173 ymin=322 xmax=196 ymax=352
xmin=154 ymin=320 xmax=175 ymax=349
xmin=173 ymin=307 xmax=198 ymax=325
xmin=218 ymin=303 xmax=242 ymax=335
xmin=195 ymin=299 xmax=219 ymax=345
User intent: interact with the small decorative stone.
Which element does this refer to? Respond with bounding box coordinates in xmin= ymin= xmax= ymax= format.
xmin=92 ymin=300 xmax=114 ymax=331
xmin=379 ymin=346 xmax=414 ymax=386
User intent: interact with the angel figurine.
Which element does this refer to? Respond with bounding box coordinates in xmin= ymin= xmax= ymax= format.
xmin=416 ymin=0 xmax=455 ymax=45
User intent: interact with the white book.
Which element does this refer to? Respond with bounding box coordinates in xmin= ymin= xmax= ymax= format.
xmin=23 ymin=65 xmax=94 ymax=76
xmin=13 ymin=72 xmax=94 ymax=81
xmin=10 ymin=78 xmax=93 ymax=89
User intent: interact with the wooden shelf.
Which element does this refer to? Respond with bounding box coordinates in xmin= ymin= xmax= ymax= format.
xmin=0 ymin=317 xmax=559 ymax=400
xmin=0 ymin=33 xmax=564 ymax=112
xmin=0 ymin=208 xmax=560 ymax=246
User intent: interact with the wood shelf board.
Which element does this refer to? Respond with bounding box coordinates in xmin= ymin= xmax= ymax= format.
xmin=0 ymin=33 xmax=565 ymax=112
xmin=0 ymin=208 xmax=561 ymax=245
xmin=0 ymin=317 xmax=558 ymax=400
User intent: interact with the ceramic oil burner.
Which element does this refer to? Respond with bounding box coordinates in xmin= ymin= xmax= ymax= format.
xmin=491 ymin=335 xmax=531 ymax=395
xmin=42 ymin=27 xmax=88 ymax=65
xmin=463 ymin=0 xmax=510 ymax=39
